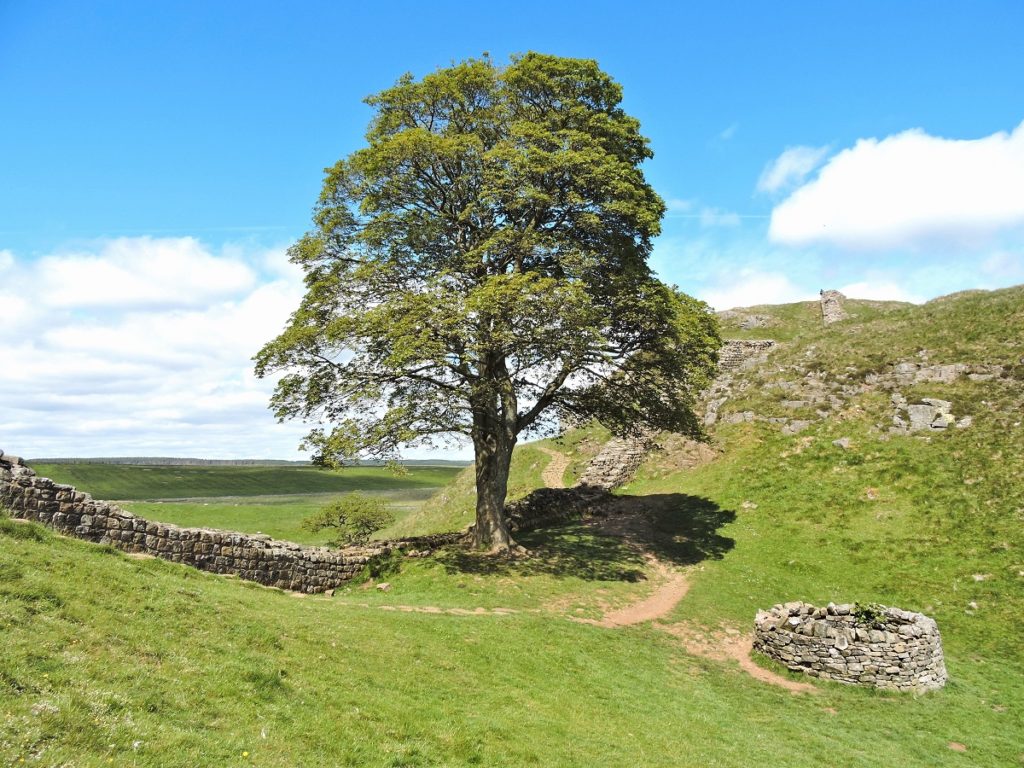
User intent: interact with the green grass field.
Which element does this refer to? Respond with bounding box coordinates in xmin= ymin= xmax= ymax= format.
xmin=30 ymin=463 xmax=463 ymax=501
xmin=3 ymin=287 xmax=1023 ymax=765
xmin=28 ymin=463 xmax=464 ymax=545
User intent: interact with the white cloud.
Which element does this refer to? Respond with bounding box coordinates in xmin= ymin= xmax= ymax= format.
xmin=698 ymin=269 xmax=815 ymax=311
xmin=757 ymin=145 xmax=829 ymax=194
xmin=719 ymin=123 xmax=739 ymax=141
xmin=699 ymin=207 xmax=741 ymax=228
xmin=769 ymin=121 xmax=1024 ymax=250
xmin=0 ymin=239 xmax=313 ymax=459
xmin=39 ymin=236 xmax=256 ymax=309
xmin=837 ymin=280 xmax=925 ymax=304
xmin=0 ymin=249 xmax=13 ymax=272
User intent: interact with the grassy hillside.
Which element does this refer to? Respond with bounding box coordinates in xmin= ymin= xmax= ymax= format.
xmin=3 ymin=286 xmax=1023 ymax=765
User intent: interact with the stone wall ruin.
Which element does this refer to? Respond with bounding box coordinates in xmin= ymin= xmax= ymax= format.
xmin=753 ymin=601 xmax=947 ymax=691
xmin=820 ymin=289 xmax=848 ymax=325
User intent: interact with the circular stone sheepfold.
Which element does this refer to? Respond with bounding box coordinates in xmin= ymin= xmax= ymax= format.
xmin=753 ymin=602 xmax=947 ymax=691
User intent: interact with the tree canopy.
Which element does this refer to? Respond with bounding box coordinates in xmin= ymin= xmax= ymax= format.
xmin=255 ymin=53 xmax=720 ymax=551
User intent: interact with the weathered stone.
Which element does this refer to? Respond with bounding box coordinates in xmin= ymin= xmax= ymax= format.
xmin=820 ymin=290 xmax=848 ymax=325
xmin=753 ymin=601 xmax=946 ymax=691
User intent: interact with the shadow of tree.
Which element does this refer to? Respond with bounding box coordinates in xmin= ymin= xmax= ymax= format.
xmin=436 ymin=493 xmax=735 ymax=582
xmin=608 ymin=493 xmax=736 ymax=566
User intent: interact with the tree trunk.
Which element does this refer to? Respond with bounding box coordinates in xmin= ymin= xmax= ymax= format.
xmin=470 ymin=420 xmax=517 ymax=553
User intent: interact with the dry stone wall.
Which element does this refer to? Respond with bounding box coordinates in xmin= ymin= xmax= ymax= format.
xmin=0 ymin=450 xmax=455 ymax=593
xmin=754 ymin=601 xmax=947 ymax=691
xmin=717 ymin=339 xmax=776 ymax=372
xmin=576 ymin=434 xmax=654 ymax=491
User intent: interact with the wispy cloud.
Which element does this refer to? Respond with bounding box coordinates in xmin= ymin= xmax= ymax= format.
xmin=665 ymin=198 xmax=694 ymax=213
xmin=757 ymin=145 xmax=830 ymax=194
xmin=699 ymin=207 xmax=741 ymax=228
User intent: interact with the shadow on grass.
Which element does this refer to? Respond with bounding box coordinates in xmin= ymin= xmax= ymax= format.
xmin=436 ymin=493 xmax=735 ymax=582
xmin=619 ymin=493 xmax=737 ymax=566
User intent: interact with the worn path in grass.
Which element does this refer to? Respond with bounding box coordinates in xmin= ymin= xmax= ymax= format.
xmin=536 ymin=444 xmax=571 ymax=489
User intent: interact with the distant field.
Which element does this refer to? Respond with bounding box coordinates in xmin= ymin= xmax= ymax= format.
xmin=30 ymin=463 xmax=462 ymax=501
xmin=29 ymin=463 xmax=463 ymax=543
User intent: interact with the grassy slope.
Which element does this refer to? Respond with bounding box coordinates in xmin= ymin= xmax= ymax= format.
xmin=2 ymin=287 xmax=1023 ymax=766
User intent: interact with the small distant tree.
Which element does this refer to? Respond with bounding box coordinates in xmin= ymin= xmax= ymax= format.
xmin=256 ymin=53 xmax=720 ymax=553
xmin=302 ymin=493 xmax=395 ymax=547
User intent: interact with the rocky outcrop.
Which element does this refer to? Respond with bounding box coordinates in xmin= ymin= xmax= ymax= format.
xmin=0 ymin=450 xmax=458 ymax=593
xmin=754 ymin=601 xmax=947 ymax=692
xmin=889 ymin=394 xmax=972 ymax=434
xmin=820 ymin=290 xmax=848 ymax=325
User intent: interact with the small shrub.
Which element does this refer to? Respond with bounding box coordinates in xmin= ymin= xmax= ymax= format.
xmin=301 ymin=493 xmax=395 ymax=547
xmin=852 ymin=602 xmax=887 ymax=629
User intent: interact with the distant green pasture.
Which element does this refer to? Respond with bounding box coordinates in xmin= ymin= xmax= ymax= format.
xmin=29 ymin=463 xmax=461 ymax=501
xmin=28 ymin=463 xmax=463 ymax=544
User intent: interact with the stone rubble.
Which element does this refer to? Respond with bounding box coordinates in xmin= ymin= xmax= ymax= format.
xmin=753 ymin=601 xmax=947 ymax=691
xmin=889 ymin=394 xmax=972 ymax=434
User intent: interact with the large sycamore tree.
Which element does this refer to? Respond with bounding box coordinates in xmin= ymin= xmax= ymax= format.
xmin=256 ymin=53 xmax=720 ymax=552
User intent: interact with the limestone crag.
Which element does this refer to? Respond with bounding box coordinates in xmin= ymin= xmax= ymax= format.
xmin=0 ymin=451 xmax=459 ymax=593
xmin=820 ymin=290 xmax=848 ymax=325
xmin=706 ymin=353 xmax=1001 ymax=438
xmin=753 ymin=601 xmax=947 ymax=691
xmin=866 ymin=360 xmax=1004 ymax=387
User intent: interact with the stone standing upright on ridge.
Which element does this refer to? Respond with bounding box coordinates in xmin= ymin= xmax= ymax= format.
xmin=820 ymin=289 xmax=848 ymax=325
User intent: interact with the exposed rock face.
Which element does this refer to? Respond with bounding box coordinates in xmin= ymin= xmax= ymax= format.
xmin=754 ymin=602 xmax=947 ymax=691
xmin=820 ymin=289 xmax=848 ymax=325
xmin=867 ymin=361 xmax=1004 ymax=387
xmin=0 ymin=451 xmax=458 ymax=593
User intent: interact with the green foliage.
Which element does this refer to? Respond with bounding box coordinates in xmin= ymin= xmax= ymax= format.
xmin=254 ymin=52 xmax=719 ymax=490
xmin=301 ymin=493 xmax=395 ymax=547
xmin=852 ymin=602 xmax=887 ymax=629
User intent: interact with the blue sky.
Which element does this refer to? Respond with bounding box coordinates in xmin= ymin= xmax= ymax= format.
xmin=2 ymin=1 xmax=1023 ymax=458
